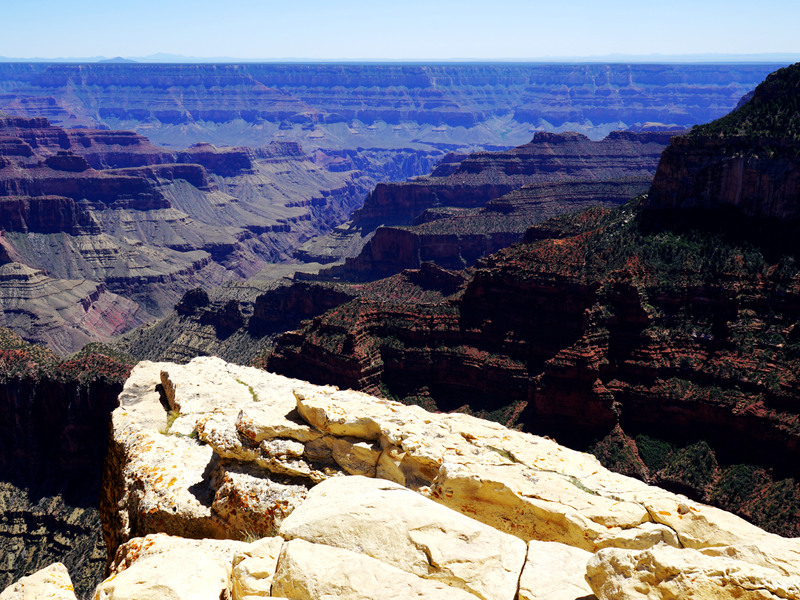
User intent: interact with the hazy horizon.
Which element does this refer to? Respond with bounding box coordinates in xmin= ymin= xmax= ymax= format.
xmin=4 ymin=0 xmax=799 ymax=63
xmin=1 ymin=53 xmax=799 ymax=65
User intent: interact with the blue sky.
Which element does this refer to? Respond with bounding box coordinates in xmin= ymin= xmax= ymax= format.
xmin=3 ymin=0 xmax=800 ymax=60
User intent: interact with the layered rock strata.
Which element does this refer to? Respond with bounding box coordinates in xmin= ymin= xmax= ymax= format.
xmin=268 ymin=198 xmax=800 ymax=535
xmin=300 ymin=130 xmax=675 ymax=274
xmin=646 ymin=62 xmax=800 ymax=223
xmin=21 ymin=355 xmax=794 ymax=599
xmin=349 ymin=131 xmax=676 ymax=230
xmin=322 ymin=177 xmax=651 ymax=280
xmin=0 ymin=115 xmax=371 ymax=353
xmin=0 ymin=63 xmax=778 ymax=149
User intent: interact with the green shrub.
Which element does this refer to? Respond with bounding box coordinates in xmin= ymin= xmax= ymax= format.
xmin=635 ymin=434 xmax=675 ymax=472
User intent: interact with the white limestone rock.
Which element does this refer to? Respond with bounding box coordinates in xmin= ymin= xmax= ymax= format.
xmin=103 ymin=356 xmax=800 ymax=600
xmin=293 ymin=385 xmax=789 ymax=553
xmin=278 ymin=475 xmax=526 ymax=600
xmin=0 ymin=563 xmax=77 ymax=600
xmin=106 ymin=358 xmax=336 ymax=548
xmin=210 ymin=461 xmax=308 ymax=538
xmin=518 ymin=541 xmax=596 ymax=600
xmin=230 ymin=536 xmax=284 ymax=600
xmin=93 ymin=533 xmax=248 ymax=600
xmin=271 ymin=538 xmax=480 ymax=600
xmin=106 ymin=361 xmax=228 ymax=546
xmin=585 ymin=544 xmax=800 ymax=600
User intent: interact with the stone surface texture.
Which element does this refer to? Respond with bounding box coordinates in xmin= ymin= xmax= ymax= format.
xmin=518 ymin=541 xmax=596 ymax=600
xmin=278 ymin=475 xmax=527 ymax=600
xmin=43 ymin=356 xmax=800 ymax=598
xmin=271 ymin=538 xmax=478 ymax=600
xmin=586 ymin=544 xmax=800 ymax=600
xmin=0 ymin=563 xmax=77 ymax=600
xmin=93 ymin=533 xmax=248 ymax=600
xmin=231 ymin=536 xmax=284 ymax=600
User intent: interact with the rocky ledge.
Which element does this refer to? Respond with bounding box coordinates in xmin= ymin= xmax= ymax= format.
xmin=6 ymin=356 xmax=799 ymax=599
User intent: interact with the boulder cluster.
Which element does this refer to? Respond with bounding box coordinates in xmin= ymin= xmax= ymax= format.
xmin=4 ymin=356 xmax=800 ymax=599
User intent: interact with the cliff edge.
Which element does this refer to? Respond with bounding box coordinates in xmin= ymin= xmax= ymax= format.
xmin=6 ymin=356 xmax=797 ymax=599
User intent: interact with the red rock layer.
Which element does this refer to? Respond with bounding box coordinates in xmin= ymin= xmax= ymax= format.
xmin=267 ymin=204 xmax=800 ymax=510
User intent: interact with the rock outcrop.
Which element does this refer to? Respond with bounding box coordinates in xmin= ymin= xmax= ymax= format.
xmin=5 ymin=355 xmax=795 ymax=599
xmin=0 ymin=563 xmax=77 ymax=600
xmin=646 ymin=62 xmax=800 ymax=223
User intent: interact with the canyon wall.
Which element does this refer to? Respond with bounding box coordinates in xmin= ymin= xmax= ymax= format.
xmin=0 ymin=330 xmax=133 ymax=598
xmin=0 ymin=63 xmax=779 ymax=150
xmin=0 ymin=115 xmax=373 ymax=353
xmin=306 ymin=130 xmax=672 ymax=278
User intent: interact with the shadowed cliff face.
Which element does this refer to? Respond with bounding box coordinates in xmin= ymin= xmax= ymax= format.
xmin=646 ymin=62 xmax=800 ymax=223
xmin=0 ymin=63 xmax=780 ymax=149
xmin=0 ymin=329 xmax=133 ymax=598
xmin=646 ymin=136 xmax=800 ymax=220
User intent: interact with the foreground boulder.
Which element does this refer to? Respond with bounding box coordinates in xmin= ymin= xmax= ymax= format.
xmin=93 ymin=535 xmax=249 ymax=600
xmin=278 ymin=476 xmax=527 ymax=600
xmin=586 ymin=544 xmax=800 ymax=600
xmin=67 ymin=357 xmax=800 ymax=598
xmin=0 ymin=563 xmax=77 ymax=600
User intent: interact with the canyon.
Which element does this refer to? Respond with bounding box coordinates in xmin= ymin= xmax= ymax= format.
xmin=2 ymin=61 xmax=800 ymax=599
xmin=114 ymin=129 xmax=678 ymax=364
xmin=0 ymin=113 xmax=391 ymax=353
xmin=0 ymin=329 xmax=133 ymax=597
xmin=0 ymin=63 xmax=779 ymax=150
xmin=0 ymin=62 xmax=782 ymax=356
xmin=265 ymin=63 xmax=800 ymax=537
xmin=305 ymin=129 xmax=676 ymax=277
xmin=7 ymin=356 xmax=800 ymax=599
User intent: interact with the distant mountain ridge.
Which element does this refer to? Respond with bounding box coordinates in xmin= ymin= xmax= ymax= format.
xmin=0 ymin=62 xmax=780 ymax=150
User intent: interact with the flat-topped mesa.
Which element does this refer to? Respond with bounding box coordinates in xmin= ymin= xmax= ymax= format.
xmin=108 ymin=163 xmax=213 ymax=190
xmin=349 ymin=130 xmax=678 ymax=231
xmin=176 ymin=143 xmax=255 ymax=176
xmin=0 ymin=116 xmax=173 ymax=168
xmin=252 ymin=140 xmax=307 ymax=162
xmin=91 ymin=356 xmax=800 ymax=600
xmin=0 ymin=116 xmax=174 ymax=210
xmin=301 ymin=129 xmax=677 ymax=278
xmin=321 ymin=177 xmax=651 ymax=280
